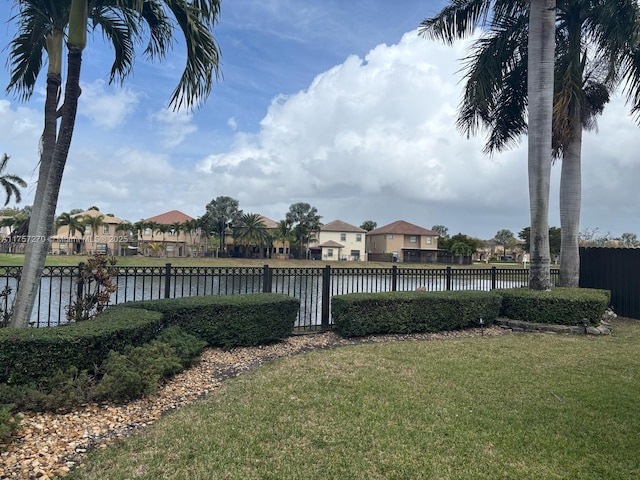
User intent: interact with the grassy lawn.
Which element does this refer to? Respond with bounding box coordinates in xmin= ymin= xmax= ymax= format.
xmin=69 ymin=319 xmax=640 ymax=480
xmin=0 ymin=253 xmax=525 ymax=269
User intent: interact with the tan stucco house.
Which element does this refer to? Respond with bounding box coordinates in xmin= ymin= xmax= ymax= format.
xmin=309 ymin=220 xmax=367 ymax=261
xmin=366 ymin=220 xmax=439 ymax=263
xmin=139 ymin=210 xmax=201 ymax=257
xmin=51 ymin=208 xmax=128 ymax=256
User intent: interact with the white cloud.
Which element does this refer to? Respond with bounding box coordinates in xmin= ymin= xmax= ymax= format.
xmin=151 ymin=109 xmax=198 ymax=149
xmin=79 ymin=80 xmax=139 ymax=128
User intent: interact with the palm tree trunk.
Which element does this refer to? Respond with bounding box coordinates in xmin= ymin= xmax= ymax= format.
xmin=10 ymin=46 xmax=84 ymax=328
xmin=559 ymin=119 xmax=582 ymax=287
xmin=527 ymin=0 xmax=556 ymax=290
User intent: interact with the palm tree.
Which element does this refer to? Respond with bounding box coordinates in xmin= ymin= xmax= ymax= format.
xmin=424 ymin=0 xmax=640 ymax=287
xmin=82 ymin=213 xmax=105 ymax=254
xmin=8 ymin=0 xmax=222 ymax=328
xmin=232 ymin=213 xmax=270 ymax=258
xmin=181 ymin=218 xmax=199 ymax=256
xmin=202 ymin=196 xmax=243 ymax=256
xmin=286 ymin=203 xmax=322 ymax=259
xmin=273 ymin=220 xmax=293 ymax=258
xmin=0 ymin=154 xmax=27 ymax=206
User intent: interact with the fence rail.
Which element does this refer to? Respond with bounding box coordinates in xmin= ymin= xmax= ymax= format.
xmin=0 ymin=264 xmax=560 ymax=330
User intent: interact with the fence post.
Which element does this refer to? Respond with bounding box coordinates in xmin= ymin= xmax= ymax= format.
xmin=446 ymin=267 xmax=452 ymax=291
xmin=392 ymin=265 xmax=397 ymax=292
xmin=262 ymin=264 xmax=272 ymax=293
xmin=321 ymin=265 xmax=331 ymax=331
xmin=77 ymin=262 xmax=85 ymax=298
xmin=491 ymin=266 xmax=497 ymax=290
xmin=164 ymin=263 xmax=171 ymax=299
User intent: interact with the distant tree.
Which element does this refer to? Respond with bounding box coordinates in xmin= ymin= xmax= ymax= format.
xmin=431 ymin=225 xmax=449 ymax=240
xmin=620 ymin=232 xmax=639 ymax=247
xmin=56 ymin=212 xmax=84 ymax=239
xmin=87 ymin=206 xmax=100 ymax=212
xmin=82 ymin=214 xmax=105 ymax=253
xmin=202 ymin=196 xmax=242 ymax=255
xmin=494 ymin=229 xmax=515 ymax=259
xmin=0 ymin=154 xmax=27 ymax=205
xmin=274 ymin=220 xmax=294 ymax=248
xmin=69 ymin=208 xmax=84 ymax=215
xmin=360 ymin=220 xmax=377 ymax=232
xmin=286 ymin=203 xmax=322 ymax=259
xmin=233 ymin=213 xmax=270 ymax=258
xmin=519 ymin=226 xmax=561 ymax=259
xmin=440 ymin=233 xmax=483 ymax=255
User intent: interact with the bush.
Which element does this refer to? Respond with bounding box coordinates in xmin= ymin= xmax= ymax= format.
xmin=156 ymin=326 xmax=207 ymax=367
xmin=497 ymin=287 xmax=611 ymax=326
xmin=332 ymin=290 xmax=503 ymax=338
xmin=92 ymin=342 xmax=174 ymax=403
xmin=0 ymin=307 xmax=164 ymax=385
xmin=128 ymin=293 xmax=299 ymax=348
xmin=0 ymin=403 xmax=21 ymax=446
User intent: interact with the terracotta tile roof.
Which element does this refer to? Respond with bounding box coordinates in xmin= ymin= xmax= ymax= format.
xmin=145 ymin=210 xmax=194 ymax=225
xmin=367 ymin=220 xmax=438 ymax=236
xmin=320 ymin=220 xmax=367 ymax=233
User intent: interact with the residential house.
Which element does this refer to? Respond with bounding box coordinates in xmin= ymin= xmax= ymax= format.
xmin=366 ymin=220 xmax=439 ymax=263
xmin=309 ymin=220 xmax=366 ymax=261
xmin=51 ymin=209 xmax=127 ymax=255
xmin=140 ymin=210 xmax=200 ymax=257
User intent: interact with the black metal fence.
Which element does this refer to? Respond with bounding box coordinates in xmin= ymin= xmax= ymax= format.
xmin=580 ymin=247 xmax=640 ymax=320
xmin=0 ymin=264 xmax=560 ymax=330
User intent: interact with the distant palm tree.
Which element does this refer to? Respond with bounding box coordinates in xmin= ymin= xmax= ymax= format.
xmin=82 ymin=214 xmax=105 ymax=254
xmin=0 ymin=154 xmax=27 ymax=206
xmin=233 ymin=213 xmax=270 ymax=258
xmin=181 ymin=218 xmax=199 ymax=256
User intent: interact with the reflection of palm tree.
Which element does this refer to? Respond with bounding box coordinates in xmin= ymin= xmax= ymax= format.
xmin=0 ymin=154 xmax=27 ymax=206
xmin=233 ymin=213 xmax=270 ymax=258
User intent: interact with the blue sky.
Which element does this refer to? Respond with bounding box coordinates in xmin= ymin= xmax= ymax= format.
xmin=0 ymin=0 xmax=639 ymax=240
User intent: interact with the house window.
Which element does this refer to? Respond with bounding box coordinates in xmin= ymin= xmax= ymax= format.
xmin=279 ymin=247 xmax=284 ymax=254
xmin=96 ymin=243 xmax=107 ymax=254
xmin=409 ymin=236 xmax=417 ymax=243
xmin=327 ymin=248 xmax=334 ymax=257
xmin=340 ymin=233 xmax=346 ymax=241
xmin=426 ymin=237 xmax=433 ymax=245
xmin=356 ymin=234 xmax=362 ymax=242
xmin=144 ymin=228 xmax=151 ymax=235
xmin=350 ymin=250 xmax=360 ymax=260
xmin=166 ymin=245 xmax=174 ymax=253
xmin=388 ymin=234 xmax=394 ymax=239
xmin=103 ymin=225 xmax=110 ymax=234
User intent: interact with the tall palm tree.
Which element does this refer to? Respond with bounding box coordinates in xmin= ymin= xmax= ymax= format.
xmin=420 ymin=0 xmax=556 ymax=290
xmin=8 ymin=0 xmax=222 ymax=328
xmin=181 ymin=218 xmax=199 ymax=256
xmin=273 ymin=220 xmax=293 ymax=258
xmin=421 ymin=1 xmax=640 ymax=289
xmin=232 ymin=213 xmax=270 ymax=258
xmin=0 ymin=154 xmax=27 ymax=206
xmin=82 ymin=213 xmax=105 ymax=254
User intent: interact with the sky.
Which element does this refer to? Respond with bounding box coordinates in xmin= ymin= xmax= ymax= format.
xmin=0 ymin=0 xmax=638 ymax=241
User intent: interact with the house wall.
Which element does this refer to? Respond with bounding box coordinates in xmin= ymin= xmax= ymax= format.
xmin=317 ymin=230 xmax=365 ymax=260
xmin=366 ymin=233 xmax=439 ymax=262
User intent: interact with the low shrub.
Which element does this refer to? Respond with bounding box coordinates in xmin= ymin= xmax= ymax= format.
xmin=0 ymin=403 xmax=21 ymax=446
xmin=497 ymin=287 xmax=611 ymax=326
xmin=0 ymin=307 xmax=164 ymax=385
xmin=156 ymin=326 xmax=207 ymax=367
xmin=332 ymin=290 xmax=502 ymax=338
xmin=92 ymin=341 xmax=183 ymax=403
xmin=128 ymin=293 xmax=300 ymax=348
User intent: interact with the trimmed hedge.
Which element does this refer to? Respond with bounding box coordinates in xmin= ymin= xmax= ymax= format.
xmin=497 ymin=287 xmax=610 ymax=326
xmin=0 ymin=307 xmax=164 ymax=385
xmin=126 ymin=293 xmax=300 ymax=348
xmin=332 ymin=290 xmax=502 ymax=338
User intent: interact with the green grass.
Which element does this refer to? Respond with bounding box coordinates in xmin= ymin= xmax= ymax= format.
xmin=69 ymin=319 xmax=640 ymax=480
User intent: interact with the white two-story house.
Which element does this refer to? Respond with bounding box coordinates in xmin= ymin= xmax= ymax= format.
xmin=309 ymin=220 xmax=367 ymax=261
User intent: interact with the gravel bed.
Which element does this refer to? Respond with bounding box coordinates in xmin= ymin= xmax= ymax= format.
xmin=0 ymin=326 xmax=507 ymax=479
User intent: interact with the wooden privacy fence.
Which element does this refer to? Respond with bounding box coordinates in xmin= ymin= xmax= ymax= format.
xmin=580 ymin=247 xmax=640 ymax=320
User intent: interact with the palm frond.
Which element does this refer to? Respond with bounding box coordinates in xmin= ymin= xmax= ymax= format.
xmin=419 ymin=0 xmax=493 ymax=43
